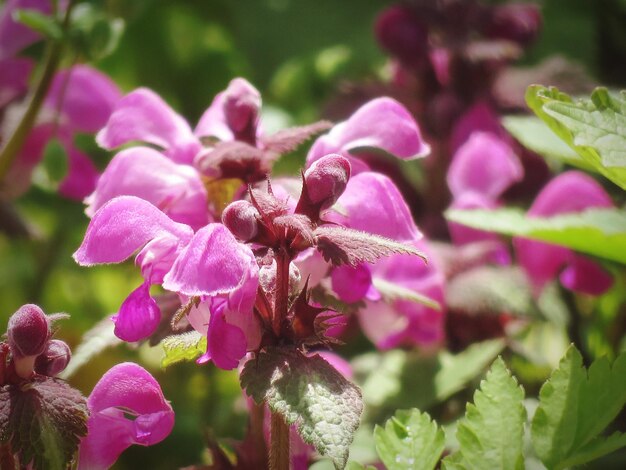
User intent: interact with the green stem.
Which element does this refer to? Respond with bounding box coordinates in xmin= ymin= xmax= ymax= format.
xmin=269 ymin=411 xmax=290 ymax=470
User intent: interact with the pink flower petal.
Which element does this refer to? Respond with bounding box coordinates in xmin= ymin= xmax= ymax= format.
xmin=163 ymin=223 xmax=259 ymax=297
xmin=78 ymin=362 xmax=174 ymax=470
xmin=197 ymin=304 xmax=247 ymax=370
xmin=96 ymin=88 xmax=201 ymax=164
xmin=86 ymin=146 xmax=209 ymax=230
xmin=447 ymin=131 xmax=523 ymax=200
xmin=58 ymin=145 xmax=99 ymax=200
xmin=74 ymin=195 xmax=193 ymax=266
xmin=194 ymin=91 xmax=233 ymax=141
xmin=307 ymin=97 xmax=430 ymax=167
xmin=112 ymin=282 xmax=161 ymax=342
xmin=0 ymin=57 xmax=33 ymax=108
xmin=450 ymin=101 xmax=506 ymax=152
xmin=560 ymin=254 xmax=613 ymax=296
xmin=45 ymin=65 xmax=121 ymax=134
xmin=331 ymin=264 xmax=372 ymax=304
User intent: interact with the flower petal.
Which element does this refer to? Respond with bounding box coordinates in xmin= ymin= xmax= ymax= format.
xmin=86 ymin=146 xmax=209 ymax=230
xmin=331 ymin=264 xmax=372 ymax=304
xmin=307 ymin=97 xmax=429 ymax=166
xmin=74 ymin=195 xmax=193 ymax=266
xmin=199 ymin=305 xmax=247 ymax=370
xmin=79 ymin=362 xmax=174 ymax=470
xmin=112 ymin=282 xmax=161 ymax=342
xmin=560 ymin=255 xmax=613 ymax=296
xmin=0 ymin=57 xmax=33 ymax=108
xmin=194 ymin=91 xmax=234 ymax=141
xmin=96 ymin=88 xmax=200 ymax=164
xmin=450 ymin=101 xmax=505 ymax=152
xmin=58 ymin=145 xmax=99 ymax=200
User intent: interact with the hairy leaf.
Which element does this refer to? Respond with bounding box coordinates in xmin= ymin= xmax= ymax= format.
xmin=262 ymin=120 xmax=333 ymax=154
xmin=526 ymin=85 xmax=626 ymax=189
xmin=374 ymin=409 xmax=444 ymax=470
xmin=314 ymin=226 xmax=426 ymax=267
xmin=445 ymin=207 xmax=626 ymax=264
xmin=241 ymin=348 xmax=362 ymax=469
xmin=0 ymin=377 xmax=88 ymax=470
xmin=531 ymin=346 xmax=626 ymax=469
xmin=446 ymin=357 xmax=526 ymax=469
xmin=161 ymin=330 xmax=207 ymax=368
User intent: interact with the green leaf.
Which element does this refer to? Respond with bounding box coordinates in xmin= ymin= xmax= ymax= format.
xmin=241 ymin=348 xmax=363 ymax=469
xmin=451 ymin=357 xmax=526 ymax=470
xmin=12 ymin=9 xmax=62 ymax=39
xmin=502 ymin=115 xmax=593 ymax=171
xmin=42 ymin=139 xmax=68 ymax=183
xmin=354 ymin=339 xmax=505 ymax=413
xmin=69 ymin=4 xmax=125 ymax=60
xmin=526 ymin=85 xmax=626 ymax=189
xmin=0 ymin=377 xmax=88 ymax=470
xmin=445 ymin=207 xmax=626 ymax=264
xmin=160 ymin=330 xmax=206 ymax=368
xmin=372 ymin=277 xmax=441 ymax=311
xmin=531 ymin=346 xmax=626 ymax=469
xmin=374 ymin=409 xmax=444 ymax=470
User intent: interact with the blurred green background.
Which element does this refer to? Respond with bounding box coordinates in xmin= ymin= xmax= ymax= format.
xmin=1 ymin=0 xmax=623 ymax=468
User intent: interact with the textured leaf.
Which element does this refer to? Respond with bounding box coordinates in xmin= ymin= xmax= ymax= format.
xmin=448 ymin=357 xmax=526 ymax=470
xmin=374 ymin=409 xmax=444 ymax=470
xmin=446 ymin=266 xmax=533 ymax=317
xmin=526 ymin=85 xmax=626 ymax=189
xmin=314 ymin=226 xmax=426 ymax=267
xmin=445 ymin=207 xmax=626 ymax=264
xmin=241 ymin=348 xmax=363 ymax=469
xmin=354 ymin=339 xmax=505 ymax=413
xmin=262 ymin=120 xmax=333 ymax=153
xmin=372 ymin=278 xmax=441 ymax=311
xmin=531 ymin=346 xmax=626 ymax=469
xmin=0 ymin=377 xmax=88 ymax=470
xmin=160 ymin=330 xmax=207 ymax=368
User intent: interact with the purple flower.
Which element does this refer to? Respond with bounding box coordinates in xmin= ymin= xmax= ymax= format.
xmin=306 ymin=97 xmax=430 ymax=172
xmin=78 ymin=363 xmax=174 ymax=470
xmin=514 ymin=171 xmax=614 ymax=295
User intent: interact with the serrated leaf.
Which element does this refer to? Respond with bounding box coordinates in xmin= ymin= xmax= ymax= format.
xmin=314 ymin=226 xmax=427 ymax=267
xmin=452 ymin=357 xmax=526 ymax=470
xmin=446 ymin=266 xmax=533 ymax=317
xmin=445 ymin=207 xmax=626 ymax=264
xmin=526 ymin=85 xmax=626 ymax=189
xmin=502 ymin=115 xmax=591 ymax=171
xmin=531 ymin=346 xmax=626 ymax=469
xmin=372 ymin=278 xmax=441 ymax=311
xmin=240 ymin=348 xmax=363 ymax=469
xmin=374 ymin=409 xmax=445 ymax=470
xmin=12 ymin=9 xmax=62 ymax=39
xmin=160 ymin=330 xmax=206 ymax=368
xmin=0 ymin=377 xmax=88 ymax=470
xmin=262 ymin=120 xmax=333 ymax=154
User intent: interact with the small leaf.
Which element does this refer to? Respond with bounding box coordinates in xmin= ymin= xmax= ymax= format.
xmin=526 ymin=85 xmax=626 ymax=189
xmin=160 ymin=331 xmax=207 ymax=368
xmin=531 ymin=346 xmax=626 ymax=469
xmin=451 ymin=357 xmax=526 ymax=469
xmin=372 ymin=278 xmax=441 ymax=311
xmin=314 ymin=226 xmax=427 ymax=267
xmin=262 ymin=120 xmax=333 ymax=154
xmin=445 ymin=207 xmax=626 ymax=264
xmin=12 ymin=9 xmax=62 ymax=39
xmin=42 ymin=139 xmax=68 ymax=183
xmin=69 ymin=4 xmax=125 ymax=60
xmin=374 ymin=409 xmax=445 ymax=470
xmin=0 ymin=377 xmax=88 ymax=470
xmin=241 ymin=348 xmax=363 ymax=469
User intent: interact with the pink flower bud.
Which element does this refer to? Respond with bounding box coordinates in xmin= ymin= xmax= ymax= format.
xmin=375 ymin=6 xmax=428 ymax=65
xmin=7 ymin=304 xmax=50 ymax=358
xmin=483 ymin=3 xmax=542 ymax=47
xmin=223 ymin=78 xmax=261 ymax=139
xmin=303 ymin=154 xmax=351 ymax=211
xmin=222 ymin=200 xmax=260 ymax=241
xmin=34 ymin=339 xmax=71 ymax=376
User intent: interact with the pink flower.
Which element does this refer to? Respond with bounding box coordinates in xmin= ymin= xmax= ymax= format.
xmin=78 ymin=363 xmax=174 ymax=470
xmin=514 ymin=171 xmax=614 ymax=295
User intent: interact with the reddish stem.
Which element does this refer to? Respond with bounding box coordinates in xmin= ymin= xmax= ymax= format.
xmin=273 ymin=247 xmax=291 ymax=336
xmin=269 ymin=411 xmax=290 ymax=470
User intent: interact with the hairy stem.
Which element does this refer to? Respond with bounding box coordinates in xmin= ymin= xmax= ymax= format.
xmin=273 ymin=247 xmax=291 ymax=336
xmin=269 ymin=411 xmax=290 ymax=470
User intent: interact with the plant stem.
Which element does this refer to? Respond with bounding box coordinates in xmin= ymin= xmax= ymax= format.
xmin=273 ymin=247 xmax=291 ymax=336
xmin=561 ymin=286 xmax=592 ymax=367
xmin=269 ymin=411 xmax=290 ymax=470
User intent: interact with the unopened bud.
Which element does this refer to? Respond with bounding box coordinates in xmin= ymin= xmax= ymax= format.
xmin=222 ymin=200 xmax=260 ymax=241
xmin=375 ymin=6 xmax=428 ymax=65
xmin=304 ymin=154 xmax=351 ymax=211
xmin=7 ymin=304 xmax=50 ymax=358
xmin=223 ymin=78 xmax=261 ymax=139
xmin=34 ymin=339 xmax=71 ymax=376
xmin=483 ymin=3 xmax=542 ymax=47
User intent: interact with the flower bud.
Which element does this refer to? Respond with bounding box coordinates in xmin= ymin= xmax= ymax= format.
xmin=483 ymin=3 xmax=542 ymax=47
xmin=375 ymin=6 xmax=428 ymax=65
xmin=223 ymin=78 xmax=261 ymax=139
xmin=34 ymin=339 xmax=71 ymax=376
xmin=222 ymin=200 xmax=260 ymax=241
xmin=7 ymin=304 xmax=50 ymax=358
xmin=303 ymin=154 xmax=351 ymax=211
